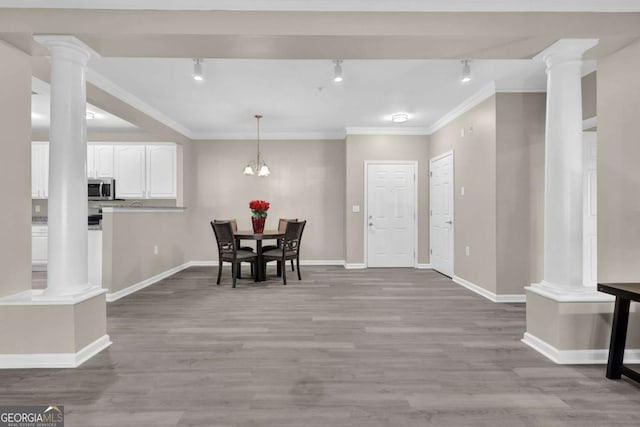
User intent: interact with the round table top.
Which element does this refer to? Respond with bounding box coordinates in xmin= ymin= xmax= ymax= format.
xmin=234 ymin=229 xmax=284 ymax=240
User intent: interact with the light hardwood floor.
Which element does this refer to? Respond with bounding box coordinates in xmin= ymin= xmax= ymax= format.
xmin=5 ymin=266 xmax=640 ymax=426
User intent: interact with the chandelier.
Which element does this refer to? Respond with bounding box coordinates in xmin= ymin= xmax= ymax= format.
xmin=242 ymin=114 xmax=270 ymax=177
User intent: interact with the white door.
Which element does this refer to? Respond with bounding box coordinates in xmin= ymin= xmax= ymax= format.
xmin=583 ymin=132 xmax=597 ymax=287
xmin=114 ymin=145 xmax=146 ymax=198
xmin=429 ymin=152 xmax=454 ymax=277
xmin=366 ymin=163 xmax=416 ymax=267
xmin=146 ymin=144 xmax=176 ymax=199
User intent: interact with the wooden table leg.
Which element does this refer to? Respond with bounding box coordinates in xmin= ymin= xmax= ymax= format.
xmin=255 ymin=240 xmax=265 ymax=282
xmin=606 ymin=297 xmax=631 ymax=379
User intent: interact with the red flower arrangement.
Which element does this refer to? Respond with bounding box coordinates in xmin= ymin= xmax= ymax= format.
xmin=249 ymin=200 xmax=270 ymax=218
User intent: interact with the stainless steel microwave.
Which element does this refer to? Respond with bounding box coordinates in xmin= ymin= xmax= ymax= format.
xmin=88 ymin=178 xmax=116 ymax=200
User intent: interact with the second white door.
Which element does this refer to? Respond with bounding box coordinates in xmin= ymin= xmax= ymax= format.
xmin=366 ymin=163 xmax=416 ymax=267
xmin=429 ymin=152 xmax=454 ymax=277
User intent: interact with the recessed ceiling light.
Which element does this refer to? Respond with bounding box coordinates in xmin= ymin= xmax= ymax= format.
xmin=391 ymin=113 xmax=409 ymax=123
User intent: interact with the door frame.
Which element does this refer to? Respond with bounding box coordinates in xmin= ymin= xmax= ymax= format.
xmin=363 ymin=160 xmax=419 ymax=268
xmin=429 ymin=150 xmax=455 ymax=276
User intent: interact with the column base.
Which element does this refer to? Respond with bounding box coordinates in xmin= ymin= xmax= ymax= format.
xmin=0 ymin=288 xmax=109 ymax=369
xmin=524 ymin=286 xmax=640 ymax=364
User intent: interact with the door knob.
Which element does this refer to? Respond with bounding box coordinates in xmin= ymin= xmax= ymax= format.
xmin=445 ymin=221 xmax=452 ymax=224
xmin=369 ymin=222 xmax=374 ymax=226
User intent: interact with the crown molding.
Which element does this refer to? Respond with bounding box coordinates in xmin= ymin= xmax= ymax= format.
xmin=345 ymin=126 xmax=429 ymax=136
xmin=190 ymin=131 xmax=346 ymax=140
xmin=86 ymin=69 xmax=195 ymax=139
xmin=426 ymin=82 xmax=496 ymax=135
xmin=5 ymin=0 xmax=640 ymax=12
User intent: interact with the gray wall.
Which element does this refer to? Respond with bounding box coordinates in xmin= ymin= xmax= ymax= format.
xmin=496 ymin=93 xmax=546 ymax=294
xmin=598 ymin=39 xmax=640 ymax=282
xmin=429 ymin=93 xmax=545 ymax=295
xmin=185 ymin=139 xmax=346 ymax=262
xmin=430 ymin=96 xmax=498 ymax=291
xmin=344 ymin=134 xmax=430 ymax=266
xmin=0 ymin=42 xmax=31 ymax=298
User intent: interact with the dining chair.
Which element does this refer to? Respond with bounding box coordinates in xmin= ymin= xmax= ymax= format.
xmin=262 ymin=218 xmax=297 ymax=275
xmin=214 ymin=218 xmax=254 ymax=278
xmin=262 ymin=220 xmax=306 ymax=285
xmin=210 ymin=221 xmax=257 ymax=288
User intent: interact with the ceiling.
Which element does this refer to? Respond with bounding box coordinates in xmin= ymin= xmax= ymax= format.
xmin=84 ymin=58 xmax=551 ymax=138
xmin=8 ymin=2 xmax=632 ymax=139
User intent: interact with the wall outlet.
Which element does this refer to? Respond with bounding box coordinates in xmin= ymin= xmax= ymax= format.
xmin=465 ymin=246 xmax=470 ymax=256
xmin=154 ymin=245 xmax=159 ymax=255
xmin=34 ymin=205 xmax=41 ymax=213
xmin=352 ymin=205 xmax=360 ymax=213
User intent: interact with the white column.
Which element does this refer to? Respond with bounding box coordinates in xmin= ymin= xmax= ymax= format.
xmin=537 ymin=39 xmax=598 ymax=293
xmin=35 ymin=36 xmax=98 ymax=296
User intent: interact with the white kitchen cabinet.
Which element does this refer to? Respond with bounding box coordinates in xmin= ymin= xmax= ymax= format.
xmin=114 ymin=145 xmax=146 ymax=198
xmin=114 ymin=143 xmax=176 ymax=199
xmin=87 ymin=144 xmax=114 ymax=178
xmin=146 ymin=144 xmax=177 ymax=199
xmin=31 ymin=142 xmax=49 ymax=199
xmin=31 ymin=225 xmax=48 ymax=270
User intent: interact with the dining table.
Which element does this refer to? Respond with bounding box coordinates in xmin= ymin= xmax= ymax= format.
xmin=234 ymin=229 xmax=284 ymax=282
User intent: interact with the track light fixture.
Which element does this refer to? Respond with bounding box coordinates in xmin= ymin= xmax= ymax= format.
xmin=193 ymin=58 xmax=204 ymax=82
xmin=460 ymin=60 xmax=472 ymax=83
xmin=333 ymin=59 xmax=344 ymax=84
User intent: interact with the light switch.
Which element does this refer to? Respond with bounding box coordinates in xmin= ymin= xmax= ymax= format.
xmin=465 ymin=246 xmax=470 ymax=256
xmin=460 ymin=128 xmax=465 ymax=138
xmin=352 ymin=205 xmax=360 ymax=213
xmin=35 ymin=205 xmax=41 ymax=213
xmin=460 ymin=186 xmax=465 ymax=196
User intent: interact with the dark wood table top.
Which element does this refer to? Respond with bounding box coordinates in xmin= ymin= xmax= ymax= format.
xmin=597 ymin=283 xmax=640 ymax=301
xmin=234 ymin=229 xmax=284 ymax=240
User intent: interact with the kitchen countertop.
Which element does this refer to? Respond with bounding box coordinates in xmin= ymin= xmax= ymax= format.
xmin=100 ymin=206 xmax=186 ymax=213
xmin=32 ymin=217 xmax=102 ymax=230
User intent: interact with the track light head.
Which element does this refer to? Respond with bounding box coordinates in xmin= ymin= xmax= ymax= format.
xmin=333 ymin=59 xmax=344 ymax=84
xmin=460 ymin=60 xmax=472 ymax=84
xmin=193 ymin=58 xmax=204 ymax=82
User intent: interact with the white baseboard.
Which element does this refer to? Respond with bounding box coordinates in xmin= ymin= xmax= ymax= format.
xmin=106 ymin=262 xmax=192 ymax=302
xmin=522 ymin=332 xmax=640 ymax=365
xmin=189 ymin=260 xmax=346 ymax=267
xmin=415 ymin=263 xmax=432 ymax=269
xmin=0 ymin=335 xmax=111 ymax=369
xmin=345 ymin=263 xmax=367 ymax=269
xmin=453 ymin=275 xmax=526 ymax=303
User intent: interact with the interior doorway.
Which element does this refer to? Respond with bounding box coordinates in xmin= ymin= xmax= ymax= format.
xmin=429 ymin=151 xmax=454 ymax=277
xmin=365 ymin=162 xmax=417 ymax=267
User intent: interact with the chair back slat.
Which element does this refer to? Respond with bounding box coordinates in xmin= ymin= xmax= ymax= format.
xmin=211 ymin=220 xmax=236 ymax=255
xmin=282 ymin=220 xmax=306 ymax=254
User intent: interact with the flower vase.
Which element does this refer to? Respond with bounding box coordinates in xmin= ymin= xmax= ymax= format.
xmin=252 ymin=216 xmax=266 ymax=234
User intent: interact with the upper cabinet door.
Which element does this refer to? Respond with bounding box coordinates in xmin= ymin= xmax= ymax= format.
xmin=114 ymin=145 xmax=146 ymax=199
xmin=93 ymin=145 xmax=115 ymax=178
xmin=146 ymin=144 xmax=177 ymax=199
xmin=32 ymin=142 xmax=49 ymax=199
xmin=87 ymin=145 xmax=95 ymax=178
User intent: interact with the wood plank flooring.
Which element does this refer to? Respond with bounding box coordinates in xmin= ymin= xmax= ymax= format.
xmin=5 ymin=266 xmax=640 ymax=426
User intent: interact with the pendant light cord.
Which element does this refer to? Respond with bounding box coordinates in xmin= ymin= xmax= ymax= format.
xmin=255 ymin=114 xmax=262 ymax=165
